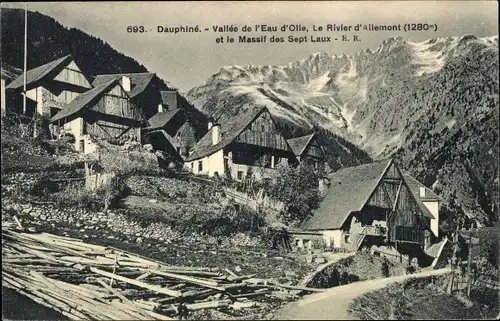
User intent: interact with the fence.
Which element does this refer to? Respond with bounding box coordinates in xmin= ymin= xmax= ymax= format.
xmin=85 ymin=172 xmax=114 ymax=191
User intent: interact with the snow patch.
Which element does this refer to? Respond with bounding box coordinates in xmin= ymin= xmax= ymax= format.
xmin=306 ymin=73 xmax=331 ymax=92
xmin=407 ymin=40 xmax=451 ymax=76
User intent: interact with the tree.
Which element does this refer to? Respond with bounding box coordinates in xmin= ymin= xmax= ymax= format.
xmin=266 ymin=163 xmax=321 ymax=224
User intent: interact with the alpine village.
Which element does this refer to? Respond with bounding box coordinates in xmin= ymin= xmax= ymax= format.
xmin=1 ymin=7 xmax=499 ymax=321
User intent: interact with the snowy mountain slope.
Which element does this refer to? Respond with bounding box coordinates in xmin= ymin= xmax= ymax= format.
xmin=187 ymin=35 xmax=499 ymax=227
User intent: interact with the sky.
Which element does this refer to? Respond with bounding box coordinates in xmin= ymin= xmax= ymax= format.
xmin=2 ymin=1 xmax=498 ymax=92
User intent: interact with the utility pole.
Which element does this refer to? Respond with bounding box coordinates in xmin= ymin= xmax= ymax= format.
xmin=447 ymin=226 xmax=460 ymax=294
xmin=466 ymin=226 xmax=475 ymax=297
xmin=23 ymin=2 xmax=28 ymax=115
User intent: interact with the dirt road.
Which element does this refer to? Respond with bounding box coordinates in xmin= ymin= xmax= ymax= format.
xmin=275 ymin=268 xmax=451 ymax=320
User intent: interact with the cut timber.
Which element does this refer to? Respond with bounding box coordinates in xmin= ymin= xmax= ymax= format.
xmin=245 ymin=278 xmax=325 ymax=293
xmin=185 ymin=299 xmax=232 ymax=311
xmin=145 ymin=269 xmax=222 ymax=289
xmin=93 ymin=278 xmax=173 ymax=320
xmin=89 ymin=267 xmax=182 ymax=298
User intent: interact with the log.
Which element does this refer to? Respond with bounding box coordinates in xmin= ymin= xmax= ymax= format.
xmin=184 ymin=299 xmax=232 ymax=311
xmin=93 ymin=278 xmax=174 ymax=320
xmin=145 ymin=269 xmax=222 ymax=290
xmin=244 ymin=278 xmax=325 ymax=293
xmin=13 ymin=215 xmax=23 ymax=230
xmin=89 ymin=267 xmax=182 ymax=298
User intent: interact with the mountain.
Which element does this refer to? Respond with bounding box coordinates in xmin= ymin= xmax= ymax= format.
xmin=187 ymin=35 xmax=499 ymax=228
xmin=1 ymin=63 xmax=22 ymax=82
xmin=0 ymin=8 xmax=179 ymax=98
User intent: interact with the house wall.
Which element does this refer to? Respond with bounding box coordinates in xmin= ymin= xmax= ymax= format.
xmin=423 ymin=201 xmax=439 ymax=237
xmin=234 ymin=109 xmax=289 ymax=151
xmin=23 ymin=61 xmax=91 ymax=117
xmin=291 ymin=230 xmax=344 ymax=249
xmin=60 ymin=117 xmax=97 ymax=154
xmin=185 ymin=149 xmax=225 ymax=177
xmin=25 ymin=86 xmax=84 ymax=117
xmin=85 ymin=83 xmax=143 ymax=143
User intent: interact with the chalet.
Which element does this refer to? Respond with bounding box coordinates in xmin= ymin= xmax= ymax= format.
xmin=292 ymin=159 xmax=441 ymax=263
xmin=50 ymin=78 xmax=145 ymax=154
xmin=184 ymin=106 xmax=295 ymax=181
xmin=287 ymin=133 xmax=326 ymax=170
xmin=92 ymin=72 xmax=161 ymax=119
xmin=142 ymin=90 xmax=208 ymax=160
xmin=5 ymin=55 xmax=92 ymax=117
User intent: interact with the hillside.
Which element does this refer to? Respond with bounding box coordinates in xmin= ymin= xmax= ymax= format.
xmin=187 ymin=35 xmax=499 ymax=228
xmin=0 ymin=8 xmax=192 ymax=107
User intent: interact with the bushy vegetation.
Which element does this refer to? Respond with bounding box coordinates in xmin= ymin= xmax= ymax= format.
xmin=348 ymin=276 xmax=495 ymax=320
xmin=121 ymin=203 xmax=266 ymax=237
xmin=265 ymin=163 xmax=322 ymax=225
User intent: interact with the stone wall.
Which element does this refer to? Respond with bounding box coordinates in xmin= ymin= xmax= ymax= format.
xmin=1 ymin=200 xmax=261 ymax=248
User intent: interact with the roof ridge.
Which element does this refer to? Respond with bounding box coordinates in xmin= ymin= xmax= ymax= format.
xmin=94 ymin=72 xmax=155 ymax=77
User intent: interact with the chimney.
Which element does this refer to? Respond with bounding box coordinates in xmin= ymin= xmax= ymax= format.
xmin=121 ymin=76 xmax=131 ymax=92
xmin=158 ymin=103 xmax=163 ymax=113
xmin=208 ymin=121 xmax=213 ymax=130
xmin=419 ymin=186 xmax=426 ymax=198
xmin=212 ymin=123 xmax=220 ymax=145
xmin=162 ymin=90 xmax=178 ymax=111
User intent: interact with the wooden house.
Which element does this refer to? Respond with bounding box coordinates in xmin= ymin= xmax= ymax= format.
xmin=92 ymin=72 xmax=162 ymax=119
xmin=184 ymin=106 xmax=296 ymax=181
xmin=292 ymin=159 xmax=441 ymax=263
xmin=5 ymin=55 xmax=92 ymax=118
xmin=142 ymin=90 xmax=208 ymax=161
xmin=50 ymin=78 xmax=145 ymax=154
xmin=287 ymin=133 xmax=326 ymax=170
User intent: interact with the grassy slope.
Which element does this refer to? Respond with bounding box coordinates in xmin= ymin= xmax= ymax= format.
xmin=348 ymin=277 xmax=494 ymax=320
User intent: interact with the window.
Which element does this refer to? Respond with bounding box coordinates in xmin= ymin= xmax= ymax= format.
xmin=214 ymin=172 xmax=219 ymax=177
xmin=191 ymin=163 xmax=194 ymax=170
xmin=79 ymin=140 xmax=85 ymax=153
xmin=198 ymin=161 xmax=203 ymax=172
xmin=237 ymin=171 xmax=243 ymax=180
xmin=261 ymin=125 xmax=265 ymax=132
xmin=344 ymin=235 xmax=350 ymax=244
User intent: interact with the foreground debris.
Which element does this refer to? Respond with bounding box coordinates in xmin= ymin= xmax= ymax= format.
xmin=2 ymin=225 xmax=323 ymax=320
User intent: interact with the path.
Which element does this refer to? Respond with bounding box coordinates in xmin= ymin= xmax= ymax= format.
xmin=300 ymin=252 xmax=356 ymax=286
xmin=275 ymin=267 xmax=451 ymax=320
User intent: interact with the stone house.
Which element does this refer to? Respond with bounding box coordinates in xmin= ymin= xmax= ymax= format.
xmin=184 ymin=106 xmax=296 ymax=181
xmin=50 ymin=78 xmax=145 ymax=154
xmin=292 ymin=159 xmax=441 ymax=263
xmin=5 ymin=55 xmax=92 ymax=118
xmin=92 ymin=72 xmax=165 ymax=120
xmin=142 ymin=90 xmax=208 ymax=160
xmin=287 ymin=132 xmax=326 ymax=171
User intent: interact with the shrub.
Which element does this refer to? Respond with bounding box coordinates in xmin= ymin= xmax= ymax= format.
xmin=266 ymin=163 xmax=321 ymax=224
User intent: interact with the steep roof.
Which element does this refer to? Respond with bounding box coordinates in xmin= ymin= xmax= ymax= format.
xmin=146 ymin=109 xmax=181 ymax=130
xmin=302 ymin=160 xmax=439 ymax=230
xmin=403 ymin=174 xmax=441 ymax=201
xmin=185 ymin=106 xmax=267 ymax=162
xmin=302 ymin=159 xmax=392 ymax=230
xmin=92 ymin=72 xmax=155 ymax=98
xmin=50 ymin=79 xmax=118 ymax=122
xmin=287 ymin=133 xmax=315 ymax=156
xmin=6 ymin=55 xmax=72 ymax=90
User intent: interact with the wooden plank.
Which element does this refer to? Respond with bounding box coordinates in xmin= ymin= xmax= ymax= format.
xmin=89 ymin=267 xmax=182 ymax=298
xmin=144 ymin=269 xmax=223 ymax=290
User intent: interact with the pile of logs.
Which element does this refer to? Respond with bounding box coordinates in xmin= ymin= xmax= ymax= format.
xmin=2 ymin=226 xmax=324 ymax=320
